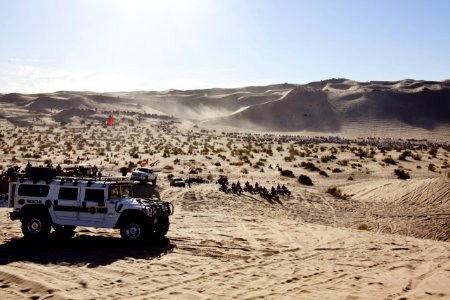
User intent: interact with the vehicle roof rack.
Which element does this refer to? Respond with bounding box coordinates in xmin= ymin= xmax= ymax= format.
xmin=55 ymin=176 xmax=132 ymax=184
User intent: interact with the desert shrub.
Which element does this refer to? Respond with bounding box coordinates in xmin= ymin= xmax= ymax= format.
xmin=119 ymin=167 xmax=130 ymax=176
xmin=320 ymin=155 xmax=332 ymax=163
xmin=174 ymin=158 xmax=180 ymax=164
xmin=167 ymin=174 xmax=174 ymax=180
xmin=429 ymin=148 xmax=438 ymax=157
xmin=337 ymin=159 xmax=348 ymax=166
xmin=326 ymin=186 xmax=348 ymax=199
xmin=207 ymin=173 xmax=213 ymax=182
xmin=241 ymin=168 xmax=248 ymax=174
xmin=255 ymin=161 xmax=265 ymax=167
xmin=128 ymin=161 xmax=137 ymax=168
xmin=332 ymin=168 xmax=343 ymax=173
xmin=214 ymin=161 xmax=221 ymax=166
xmin=383 ymin=157 xmax=397 ymax=165
xmin=298 ymin=174 xmax=313 ymax=186
xmin=394 ymin=169 xmax=410 ymax=179
xmin=357 ymin=224 xmax=369 ymax=230
xmin=230 ymin=162 xmax=244 ymax=166
xmin=164 ymin=165 xmax=174 ymax=171
xmin=281 ymin=169 xmax=294 ymax=177
xmin=402 ymin=150 xmax=412 ymax=157
xmin=347 ymin=176 xmax=354 ymax=181
xmin=319 ymin=170 xmax=328 ymax=177
xmin=301 ymin=161 xmax=320 ymax=172
xmin=428 ymin=163 xmax=436 ymax=172
xmin=412 ymin=153 xmax=422 ymax=160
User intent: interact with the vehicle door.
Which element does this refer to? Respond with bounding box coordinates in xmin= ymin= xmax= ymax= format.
xmin=7 ymin=183 xmax=16 ymax=208
xmin=52 ymin=186 xmax=80 ymax=221
xmin=79 ymin=187 xmax=107 ymax=223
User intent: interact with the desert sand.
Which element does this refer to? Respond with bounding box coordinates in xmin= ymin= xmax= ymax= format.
xmin=0 ymin=80 xmax=450 ymax=299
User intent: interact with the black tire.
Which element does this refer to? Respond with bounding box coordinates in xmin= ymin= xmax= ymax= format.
xmin=53 ymin=224 xmax=77 ymax=238
xmin=21 ymin=214 xmax=51 ymax=240
xmin=120 ymin=218 xmax=148 ymax=242
xmin=149 ymin=216 xmax=169 ymax=240
xmin=152 ymin=178 xmax=157 ymax=186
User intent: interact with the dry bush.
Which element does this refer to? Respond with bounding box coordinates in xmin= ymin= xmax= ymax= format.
xmin=280 ymin=169 xmax=294 ymax=177
xmin=298 ymin=174 xmax=313 ymax=186
xmin=326 ymin=186 xmax=348 ymax=199
xmin=357 ymin=224 xmax=369 ymax=230
xmin=383 ymin=156 xmax=397 ymax=165
xmin=394 ymin=168 xmax=410 ymax=179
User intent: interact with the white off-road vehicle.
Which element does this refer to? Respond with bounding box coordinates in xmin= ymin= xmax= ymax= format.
xmin=2 ymin=168 xmax=173 ymax=242
xmin=130 ymin=167 xmax=158 ymax=185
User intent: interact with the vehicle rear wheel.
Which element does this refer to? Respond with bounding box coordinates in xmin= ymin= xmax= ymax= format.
xmin=152 ymin=178 xmax=157 ymax=186
xmin=21 ymin=214 xmax=51 ymax=240
xmin=120 ymin=218 xmax=148 ymax=241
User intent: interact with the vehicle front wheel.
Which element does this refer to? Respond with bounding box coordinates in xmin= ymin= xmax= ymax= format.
xmin=21 ymin=214 xmax=51 ymax=240
xmin=149 ymin=217 xmax=169 ymax=240
xmin=120 ymin=219 xmax=148 ymax=242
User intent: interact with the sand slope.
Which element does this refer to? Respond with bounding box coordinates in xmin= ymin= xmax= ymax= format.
xmin=1 ymin=185 xmax=449 ymax=299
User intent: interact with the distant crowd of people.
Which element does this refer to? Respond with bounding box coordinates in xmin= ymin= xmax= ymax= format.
xmin=217 ymin=175 xmax=291 ymax=201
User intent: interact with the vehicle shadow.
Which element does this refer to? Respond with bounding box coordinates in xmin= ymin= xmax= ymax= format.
xmin=0 ymin=234 xmax=176 ymax=268
xmin=133 ymin=184 xmax=161 ymax=200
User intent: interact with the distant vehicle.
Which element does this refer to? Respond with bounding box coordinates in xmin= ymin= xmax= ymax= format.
xmin=130 ymin=167 xmax=158 ymax=185
xmin=1 ymin=167 xmax=173 ymax=242
xmin=169 ymin=177 xmax=186 ymax=187
xmin=61 ymin=164 xmax=94 ymax=177
xmin=187 ymin=176 xmax=209 ymax=184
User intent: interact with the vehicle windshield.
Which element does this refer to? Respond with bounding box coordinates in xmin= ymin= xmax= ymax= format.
xmin=138 ymin=168 xmax=151 ymax=173
xmin=109 ymin=185 xmax=133 ymax=199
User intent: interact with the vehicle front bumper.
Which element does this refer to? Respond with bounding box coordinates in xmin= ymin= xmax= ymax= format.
xmin=131 ymin=174 xmax=147 ymax=180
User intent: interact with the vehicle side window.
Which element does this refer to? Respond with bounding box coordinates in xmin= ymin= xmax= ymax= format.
xmin=109 ymin=186 xmax=120 ymax=200
xmin=121 ymin=186 xmax=132 ymax=198
xmin=18 ymin=184 xmax=50 ymax=197
xmin=58 ymin=187 xmax=78 ymax=201
xmin=85 ymin=189 xmax=104 ymax=203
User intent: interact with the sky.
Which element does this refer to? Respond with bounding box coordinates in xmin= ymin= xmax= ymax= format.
xmin=0 ymin=0 xmax=449 ymax=93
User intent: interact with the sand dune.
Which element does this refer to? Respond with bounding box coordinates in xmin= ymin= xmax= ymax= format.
xmin=209 ymin=87 xmax=341 ymax=132
xmin=0 ymin=79 xmax=449 ymax=140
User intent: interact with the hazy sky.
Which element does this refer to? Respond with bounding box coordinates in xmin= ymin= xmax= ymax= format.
xmin=1 ymin=0 xmax=449 ymax=92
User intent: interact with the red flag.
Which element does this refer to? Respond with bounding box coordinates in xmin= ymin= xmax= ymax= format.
xmin=107 ymin=115 xmax=114 ymax=125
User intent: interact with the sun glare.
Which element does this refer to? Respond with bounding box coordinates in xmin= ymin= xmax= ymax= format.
xmin=109 ymin=0 xmax=209 ymax=23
